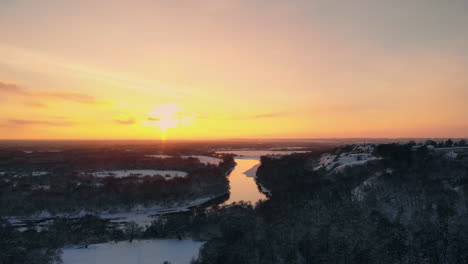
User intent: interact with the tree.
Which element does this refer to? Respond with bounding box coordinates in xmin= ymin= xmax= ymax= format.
xmin=457 ymin=139 xmax=466 ymax=146
xmin=124 ymin=222 xmax=141 ymax=243
xmin=445 ymin=139 xmax=454 ymax=147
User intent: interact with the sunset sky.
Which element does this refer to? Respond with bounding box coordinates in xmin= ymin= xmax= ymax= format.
xmin=1 ymin=0 xmax=467 ymax=140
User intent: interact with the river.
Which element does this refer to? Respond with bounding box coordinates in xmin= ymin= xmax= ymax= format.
xmin=224 ymin=158 xmax=267 ymax=204
xmin=217 ymin=150 xmax=310 ymax=204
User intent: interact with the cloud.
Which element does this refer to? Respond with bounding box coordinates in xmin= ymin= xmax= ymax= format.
xmin=0 ymin=81 xmax=28 ymax=95
xmin=313 ymin=105 xmax=361 ymax=113
xmin=252 ymin=112 xmax=285 ymax=119
xmin=37 ymin=91 xmax=96 ymax=104
xmin=230 ymin=112 xmax=286 ymax=120
xmin=0 ymin=80 xmax=96 ymax=104
xmin=23 ymin=101 xmax=47 ymax=108
xmin=147 ymin=117 xmax=161 ymax=121
xmin=115 ymin=118 xmax=136 ymax=125
xmin=7 ymin=119 xmax=75 ymax=127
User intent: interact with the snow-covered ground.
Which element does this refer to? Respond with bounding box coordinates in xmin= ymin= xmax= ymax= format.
xmin=61 ymin=239 xmax=205 ymax=264
xmin=145 ymin=154 xmax=172 ymax=159
xmin=216 ymin=150 xmax=310 ymax=159
xmin=145 ymin=155 xmax=223 ymax=165
xmin=90 ymin=170 xmax=188 ymax=179
xmin=3 ymin=171 xmax=50 ymax=177
xmin=314 ymin=145 xmax=378 ymax=173
xmin=32 ymin=171 xmax=49 ymax=176
xmin=182 ymin=155 xmax=223 ymax=165
xmin=8 ymin=196 xmax=219 ymax=228
xmin=31 ymin=184 xmax=51 ymax=191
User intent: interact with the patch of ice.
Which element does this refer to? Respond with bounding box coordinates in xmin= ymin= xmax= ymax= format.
xmin=243 ymin=164 xmax=260 ymax=178
xmin=61 ymin=239 xmax=205 ymax=264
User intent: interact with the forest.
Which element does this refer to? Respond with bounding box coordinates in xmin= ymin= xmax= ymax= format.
xmin=2 ymin=141 xmax=468 ymax=264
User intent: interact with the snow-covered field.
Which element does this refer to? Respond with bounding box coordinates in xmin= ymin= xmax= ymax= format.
xmin=62 ymin=239 xmax=205 ymax=264
xmin=314 ymin=146 xmax=378 ymax=173
xmin=90 ymin=170 xmax=188 ymax=179
xmin=216 ymin=150 xmax=310 ymax=159
xmin=145 ymin=154 xmax=223 ymax=165
xmin=182 ymin=155 xmax=223 ymax=165
xmin=145 ymin=154 xmax=172 ymax=159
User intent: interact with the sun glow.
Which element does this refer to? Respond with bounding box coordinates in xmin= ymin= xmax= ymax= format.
xmin=143 ymin=104 xmax=195 ymax=139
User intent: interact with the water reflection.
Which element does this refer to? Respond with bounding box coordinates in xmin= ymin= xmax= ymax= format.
xmin=224 ymin=159 xmax=267 ymax=205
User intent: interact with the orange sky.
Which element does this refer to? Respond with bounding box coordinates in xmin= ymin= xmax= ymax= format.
xmin=1 ymin=0 xmax=467 ymax=140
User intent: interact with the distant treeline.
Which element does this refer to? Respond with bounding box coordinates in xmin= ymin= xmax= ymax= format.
xmin=0 ymin=155 xmax=234 ymax=216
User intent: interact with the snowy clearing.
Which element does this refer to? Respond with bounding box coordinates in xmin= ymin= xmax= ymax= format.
xmin=314 ymin=146 xmax=378 ymax=173
xmin=61 ymin=239 xmax=205 ymax=264
xmin=90 ymin=170 xmax=188 ymax=179
xmin=182 ymin=155 xmax=223 ymax=165
xmin=145 ymin=155 xmax=223 ymax=165
xmin=144 ymin=154 xmax=172 ymax=158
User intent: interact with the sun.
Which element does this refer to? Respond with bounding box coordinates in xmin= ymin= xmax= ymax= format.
xmin=144 ymin=103 xmax=195 ymax=139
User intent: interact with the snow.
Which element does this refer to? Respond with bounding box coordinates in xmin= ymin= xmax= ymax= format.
xmin=443 ymin=151 xmax=458 ymax=159
xmin=10 ymin=171 xmax=50 ymax=177
xmin=7 ymin=196 xmax=219 ymax=228
xmin=216 ymin=150 xmax=310 ymax=159
xmin=90 ymin=170 xmax=188 ymax=179
xmin=61 ymin=239 xmax=205 ymax=264
xmin=145 ymin=155 xmax=223 ymax=165
xmin=258 ymin=183 xmax=271 ymax=196
xmin=351 ymin=174 xmax=380 ymax=201
xmin=314 ymin=145 xmax=378 ymax=173
xmin=97 ymin=196 xmax=217 ymax=227
xmin=31 ymin=185 xmax=51 ymax=191
xmin=32 ymin=171 xmax=49 ymax=176
xmin=145 ymin=154 xmax=172 ymax=159
xmin=182 ymin=155 xmax=223 ymax=165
